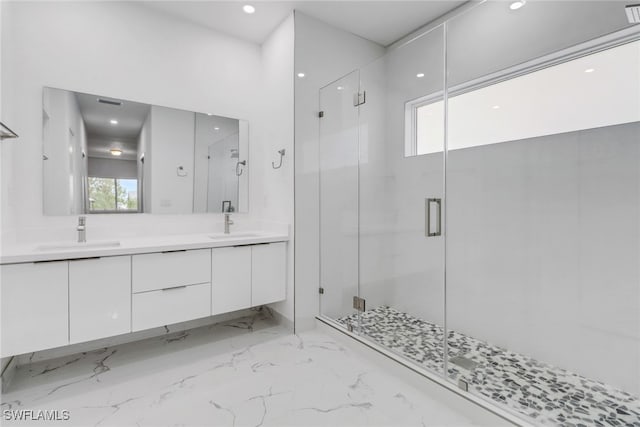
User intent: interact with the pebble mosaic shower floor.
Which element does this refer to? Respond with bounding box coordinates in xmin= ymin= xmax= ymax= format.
xmin=338 ymin=306 xmax=640 ymax=427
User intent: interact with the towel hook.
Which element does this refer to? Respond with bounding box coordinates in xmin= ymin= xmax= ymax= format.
xmin=236 ymin=160 xmax=246 ymax=176
xmin=272 ymin=149 xmax=285 ymax=169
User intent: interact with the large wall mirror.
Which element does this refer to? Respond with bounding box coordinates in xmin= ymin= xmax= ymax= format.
xmin=42 ymin=87 xmax=249 ymax=215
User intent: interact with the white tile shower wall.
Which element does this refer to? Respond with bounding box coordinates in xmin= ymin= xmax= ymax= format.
xmin=294 ymin=12 xmax=385 ymax=331
xmin=445 ymin=123 xmax=640 ymax=396
xmin=0 ymin=2 xmax=287 ymax=242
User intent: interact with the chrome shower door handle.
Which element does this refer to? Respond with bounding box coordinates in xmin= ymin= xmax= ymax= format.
xmin=425 ymin=198 xmax=442 ymax=237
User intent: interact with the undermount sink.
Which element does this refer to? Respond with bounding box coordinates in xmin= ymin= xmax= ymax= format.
xmin=36 ymin=240 xmax=121 ymax=251
xmin=209 ymin=232 xmax=262 ymax=240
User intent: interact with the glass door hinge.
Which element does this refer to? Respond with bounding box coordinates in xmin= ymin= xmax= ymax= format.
xmin=353 ymin=91 xmax=366 ymax=107
xmin=318 ymin=111 xmax=324 ymax=118
xmin=352 ymin=296 xmax=366 ymax=312
xmin=319 ymin=287 xmax=324 ymax=294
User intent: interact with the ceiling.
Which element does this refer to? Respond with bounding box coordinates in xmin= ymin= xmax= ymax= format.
xmin=140 ymin=1 xmax=466 ymax=47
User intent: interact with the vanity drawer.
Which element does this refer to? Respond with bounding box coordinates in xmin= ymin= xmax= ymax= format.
xmin=132 ymin=249 xmax=211 ymax=293
xmin=132 ymin=282 xmax=211 ymax=331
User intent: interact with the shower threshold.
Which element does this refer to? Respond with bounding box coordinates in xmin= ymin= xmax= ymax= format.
xmin=338 ymin=306 xmax=640 ymax=427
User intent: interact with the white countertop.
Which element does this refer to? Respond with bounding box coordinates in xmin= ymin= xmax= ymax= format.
xmin=0 ymin=231 xmax=289 ymax=264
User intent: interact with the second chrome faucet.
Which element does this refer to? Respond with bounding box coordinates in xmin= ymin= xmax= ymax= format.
xmin=224 ymin=213 xmax=234 ymax=234
xmin=77 ymin=216 xmax=86 ymax=243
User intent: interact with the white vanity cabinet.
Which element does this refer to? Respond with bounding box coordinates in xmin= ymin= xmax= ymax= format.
xmin=131 ymin=249 xmax=212 ymax=331
xmin=0 ymin=261 xmax=69 ymax=357
xmin=0 ymin=237 xmax=287 ymax=357
xmin=211 ymin=246 xmax=251 ymax=315
xmin=251 ymin=242 xmax=286 ymax=306
xmin=69 ymin=256 xmax=131 ymax=344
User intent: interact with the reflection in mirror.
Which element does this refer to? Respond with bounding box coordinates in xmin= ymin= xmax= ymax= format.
xmin=42 ymin=88 xmax=248 ymax=215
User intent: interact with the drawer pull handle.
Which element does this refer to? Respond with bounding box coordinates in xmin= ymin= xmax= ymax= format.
xmin=161 ymin=285 xmax=187 ymax=291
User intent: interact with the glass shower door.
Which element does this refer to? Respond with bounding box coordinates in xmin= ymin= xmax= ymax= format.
xmin=318 ymin=70 xmax=361 ymax=327
xmin=356 ymin=26 xmax=447 ymax=377
xmin=445 ymin=2 xmax=640 ymax=424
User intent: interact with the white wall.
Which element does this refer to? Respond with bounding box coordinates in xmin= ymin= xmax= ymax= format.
xmin=1 ymin=2 xmax=294 ymax=322
xmin=294 ymin=12 xmax=385 ymax=331
xmin=0 ymin=0 xmax=260 ymax=237
xmin=259 ymin=14 xmax=295 ymax=323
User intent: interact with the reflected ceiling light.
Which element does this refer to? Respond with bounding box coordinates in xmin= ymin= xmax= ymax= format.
xmin=337 ymin=86 xmax=344 ymax=91
xmin=297 ymin=72 xmax=305 ymax=78
xmin=110 ymin=149 xmax=122 ymax=156
xmin=584 ymin=68 xmax=595 ymax=73
xmin=207 ymin=113 xmax=213 ymax=116
xmin=214 ymin=127 xmax=220 ymax=131
xmin=416 ymin=73 xmax=425 ymax=78
xmin=110 ymin=119 xmax=118 ymax=125
xmin=492 ymin=105 xmax=500 ymax=109
xmin=243 ymin=4 xmax=255 ymax=14
xmin=510 ymin=0 xmax=526 ymax=10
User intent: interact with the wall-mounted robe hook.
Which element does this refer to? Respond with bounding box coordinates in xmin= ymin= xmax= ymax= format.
xmin=272 ymin=149 xmax=285 ymax=169
xmin=236 ymin=160 xmax=246 ymax=176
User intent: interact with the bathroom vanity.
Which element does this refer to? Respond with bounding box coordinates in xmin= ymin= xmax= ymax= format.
xmin=0 ymin=232 xmax=288 ymax=357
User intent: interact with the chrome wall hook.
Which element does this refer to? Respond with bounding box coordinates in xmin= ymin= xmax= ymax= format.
xmin=272 ymin=149 xmax=285 ymax=169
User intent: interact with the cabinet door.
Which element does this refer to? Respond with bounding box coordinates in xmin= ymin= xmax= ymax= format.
xmin=211 ymin=246 xmax=251 ymax=315
xmin=251 ymin=243 xmax=286 ymax=306
xmin=0 ymin=262 xmax=68 ymax=357
xmin=69 ymin=256 xmax=131 ymax=343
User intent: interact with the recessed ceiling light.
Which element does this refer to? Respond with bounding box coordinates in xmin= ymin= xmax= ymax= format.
xmin=110 ymin=119 xmax=118 ymax=125
xmin=416 ymin=73 xmax=425 ymax=78
xmin=110 ymin=149 xmax=122 ymax=156
xmin=510 ymin=0 xmax=526 ymax=10
xmin=337 ymin=86 xmax=344 ymax=91
xmin=584 ymin=68 xmax=595 ymax=73
xmin=243 ymin=4 xmax=255 ymax=14
xmin=214 ymin=127 xmax=220 ymax=131
xmin=297 ymin=72 xmax=305 ymax=78
xmin=492 ymin=105 xmax=500 ymax=109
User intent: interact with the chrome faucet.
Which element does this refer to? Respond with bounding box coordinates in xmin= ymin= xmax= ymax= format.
xmin=224 ymin=213 xmax=234 ymax=234
xmin=77 ymin=216 xmax=86 ymax=243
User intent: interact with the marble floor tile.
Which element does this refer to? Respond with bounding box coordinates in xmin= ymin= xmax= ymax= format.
xmin=1 ymin=310 xmax=483 ymax=427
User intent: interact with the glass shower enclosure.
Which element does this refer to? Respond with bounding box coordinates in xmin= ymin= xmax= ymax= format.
xmin=318 ymin=2 xmax=640 ymax=425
